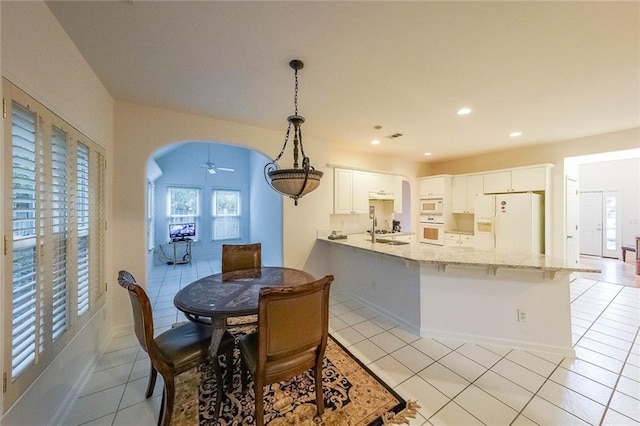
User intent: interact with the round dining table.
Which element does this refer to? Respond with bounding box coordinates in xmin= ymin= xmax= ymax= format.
xmin=174 ymin=266 xmax=316 ymax=357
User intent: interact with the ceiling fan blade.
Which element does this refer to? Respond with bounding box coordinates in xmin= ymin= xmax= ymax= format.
xmin=217 ymin=167 xmax=235 ymax=172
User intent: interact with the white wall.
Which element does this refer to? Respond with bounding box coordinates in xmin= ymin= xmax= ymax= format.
xmin=111 ymin=99 xmax=424 ymax=333
xmin=579 ymin=158 xmax=640 ymax=247
xmin=249 ymin=150 xmax=284 ymax=267
xmin=1 ymin=1 xmax=113 ymax=422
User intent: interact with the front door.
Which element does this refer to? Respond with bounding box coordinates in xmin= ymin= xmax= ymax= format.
xmin=566 ymin=177 xmax=579 ymax=266
xmin=580 ymin=192 xmax=603 ymax=256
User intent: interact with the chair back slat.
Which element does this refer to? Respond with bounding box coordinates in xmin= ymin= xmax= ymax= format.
xmin=222 ymin=243 xmax=261 ymax=274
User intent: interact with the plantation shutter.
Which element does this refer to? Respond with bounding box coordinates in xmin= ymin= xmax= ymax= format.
xmin=10 ymin=102 xmax=39 ymax=379
xmin=51 ymin=127 xmax=69 ymax=341
xmin=76 ymin=143 xmax=90 ymax=316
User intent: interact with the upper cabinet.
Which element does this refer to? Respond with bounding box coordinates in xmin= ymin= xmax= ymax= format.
xmin=392 ymin=175 xmax=403 ymax=214
xmin=334 ymin=168 xmax=372 ymax=214
xmin=334 ymin=168 xmax=404 ymax=214
xmin=369 ymin=173 xmax=394 ymax=194
xmin=418 ymin=175 xmax=451 ymax=197
xmin=483 ymin=166 xmax=547 ymax=194
xmin=451 ymin=174 xmax=484 ymax=213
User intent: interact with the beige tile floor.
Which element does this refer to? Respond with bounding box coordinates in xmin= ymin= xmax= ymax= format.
xmin=62 ymin=261 xmax=640 ymax=425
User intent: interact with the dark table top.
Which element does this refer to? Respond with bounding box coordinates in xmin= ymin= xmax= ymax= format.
xmin=174 ymin=266 xmax=316 ymax=318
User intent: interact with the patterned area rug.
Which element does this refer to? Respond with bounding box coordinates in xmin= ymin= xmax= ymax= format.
xmin=173 ymin=334 xmax=419 ymax=425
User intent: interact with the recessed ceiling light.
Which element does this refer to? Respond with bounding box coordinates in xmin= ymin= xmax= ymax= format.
xmin=457 ymin=107 xmax=472 ymax=116
xmin=509 ymin=131 xmax=522 ymax=138
xmin=424 ymin=152 xmax=432 ymax=156
xmin=371 ymin=139 xmax=380 ymax=145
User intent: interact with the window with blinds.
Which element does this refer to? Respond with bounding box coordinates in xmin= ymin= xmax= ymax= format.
xmin=167 ymin=186 xmax=200 ymax=240
xmin=3 ymin=80 xmax=107 ymax=408
xmin=51 ymin=127 xmax=69 ymax=341
xmin=10 ymin=103 xmax=38 ymax=380
xmin=76 ymin=143 xmax=90 ymax=316
xmin=212 ymin=189 xmax=241 ymax=241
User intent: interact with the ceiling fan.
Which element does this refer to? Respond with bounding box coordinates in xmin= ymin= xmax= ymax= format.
xmin=202 ymin=145 xmax=235 ymax=174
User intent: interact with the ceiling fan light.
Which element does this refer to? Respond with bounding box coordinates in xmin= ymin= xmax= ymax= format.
xmin=208 ymin=167 xmax=216 ymax=174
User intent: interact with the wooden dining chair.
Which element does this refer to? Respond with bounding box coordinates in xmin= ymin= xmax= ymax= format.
xmin=237 ymin=275 xmax=334 ymax=426
xmin=221 ymin=242 xmax=262 ymax=274
xmin=118 ymin=270 xmax=236 ymax=426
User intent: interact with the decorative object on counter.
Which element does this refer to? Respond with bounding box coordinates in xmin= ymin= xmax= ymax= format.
xmin=264 ymin=59 xmax=323 ymax=205
xmin=328 ymin=231 xmax=347 ymax=240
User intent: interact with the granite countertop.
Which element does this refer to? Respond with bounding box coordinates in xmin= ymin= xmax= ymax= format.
xmin=318 ymin=233 xmax=600 ymax=274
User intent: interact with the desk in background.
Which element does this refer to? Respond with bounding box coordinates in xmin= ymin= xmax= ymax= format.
xmin=170 ymin=239 xmax=192 ymax=267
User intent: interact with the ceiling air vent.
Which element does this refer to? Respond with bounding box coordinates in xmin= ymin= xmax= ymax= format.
xmin=386 ymin=133 xmax=403 ymax=140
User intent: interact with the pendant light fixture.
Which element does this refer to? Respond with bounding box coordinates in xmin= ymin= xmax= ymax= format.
xmin=264 ymin=59 xmax=323 ymax=205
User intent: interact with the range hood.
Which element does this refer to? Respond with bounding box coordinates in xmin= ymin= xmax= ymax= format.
xmin=368 ymin=190 xmax=395 ymax=200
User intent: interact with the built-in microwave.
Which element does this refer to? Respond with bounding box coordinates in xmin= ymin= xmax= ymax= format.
xmin=420 ymin=198 xmax=443 ymax=215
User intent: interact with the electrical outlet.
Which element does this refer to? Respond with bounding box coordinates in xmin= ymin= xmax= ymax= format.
xmin=517 ymin=309 xmax=527 ymax=322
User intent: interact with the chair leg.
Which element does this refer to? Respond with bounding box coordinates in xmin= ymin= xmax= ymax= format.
xmin=146 ymin=364 xmax=158 ymax=398
xmin=157 ymin=390 xmax=165 ymax=426
xmin=161 ymin=376 xmax=175 ymax=426
xmin=315 ymin=365 xmax=324 ymax=416
xmin=254 ymin=377 xmax=265 ymax=426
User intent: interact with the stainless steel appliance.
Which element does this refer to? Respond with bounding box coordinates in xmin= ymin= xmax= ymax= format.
xmin=419 ymin=215 xmax=444 ymax=245
xmin=392 ymin=220 xmax=401 ymax=233
xmin=420 ymin=198 xmax=443 ymax=215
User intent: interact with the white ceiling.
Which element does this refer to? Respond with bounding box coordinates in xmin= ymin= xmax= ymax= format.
xmin=46 ymin=1 xmax=639 ymax=163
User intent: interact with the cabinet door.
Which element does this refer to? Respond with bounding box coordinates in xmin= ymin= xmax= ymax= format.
xmin=352 ymin=171 xmax=372 ymax=214
xmin=419 ymin=176 xmax=445 ymax=196
xmin=444 ymin=233 xmax=458 ymax=246
xmin=460 ymin=235 xmax=474 ymax=247
xmin=465 ymin=175 xmax=484 ymax=212
xmin=393 ymin=175 xmax=403 ymax=214
xmin=511 ymin=166 xmax=546 ymax=192
xmin=451 ymin=176 xmax=468 ymax=213
xmin=483 ymin=171 xmax=511 ymax=194
xmin=334 ymin=168 xmax=354 ymax=214
xmin=370 ymin=173 xmax=395 ymax=193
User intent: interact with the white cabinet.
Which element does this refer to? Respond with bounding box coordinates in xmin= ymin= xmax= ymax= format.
xmin=334 ymin=168 xmax=371 ymax=214
xmin=444 ymin=233 xmax=474 ymax=247
xmin=452 ymin=174 xmax=483 ymax=213
xmin=483 ymin=166 xmax=546 ymax=194
xmin=393 ymin=175 xmax=403 ymax=214
xmin=370 ymin=173 xmax=394 ymax=194
xmin=418 ymin=175 xmax=451 ymax=197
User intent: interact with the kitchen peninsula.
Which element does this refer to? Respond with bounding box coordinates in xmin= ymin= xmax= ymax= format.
xmin=318 ymin=234 xmax=599 ymax=356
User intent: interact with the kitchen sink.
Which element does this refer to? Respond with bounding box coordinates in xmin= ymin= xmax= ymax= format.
xmin=375 ymin=239 xmax=410 ymax=245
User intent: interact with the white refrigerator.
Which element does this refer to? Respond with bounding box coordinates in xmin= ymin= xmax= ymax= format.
xmin=474 ymin=193 xmax=543 ymax=253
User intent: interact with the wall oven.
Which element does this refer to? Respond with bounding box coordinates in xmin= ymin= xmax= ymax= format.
xmin=419 ymin=215 xmax=445 ymax=245
xmin=420 ymin=198 xmax=443 ymax=215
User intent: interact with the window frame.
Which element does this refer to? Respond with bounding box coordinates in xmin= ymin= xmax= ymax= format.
xmin=211 ymin=189 xmax=242 ymax=241
xmin=166 ymin=186 xmax=201 ymax=241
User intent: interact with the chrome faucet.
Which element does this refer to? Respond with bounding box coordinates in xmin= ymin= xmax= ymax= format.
xmin=369 ymin=206 xmax=377 ymax=243
xmin=371 ymin=217 xmax=378 ymax=243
